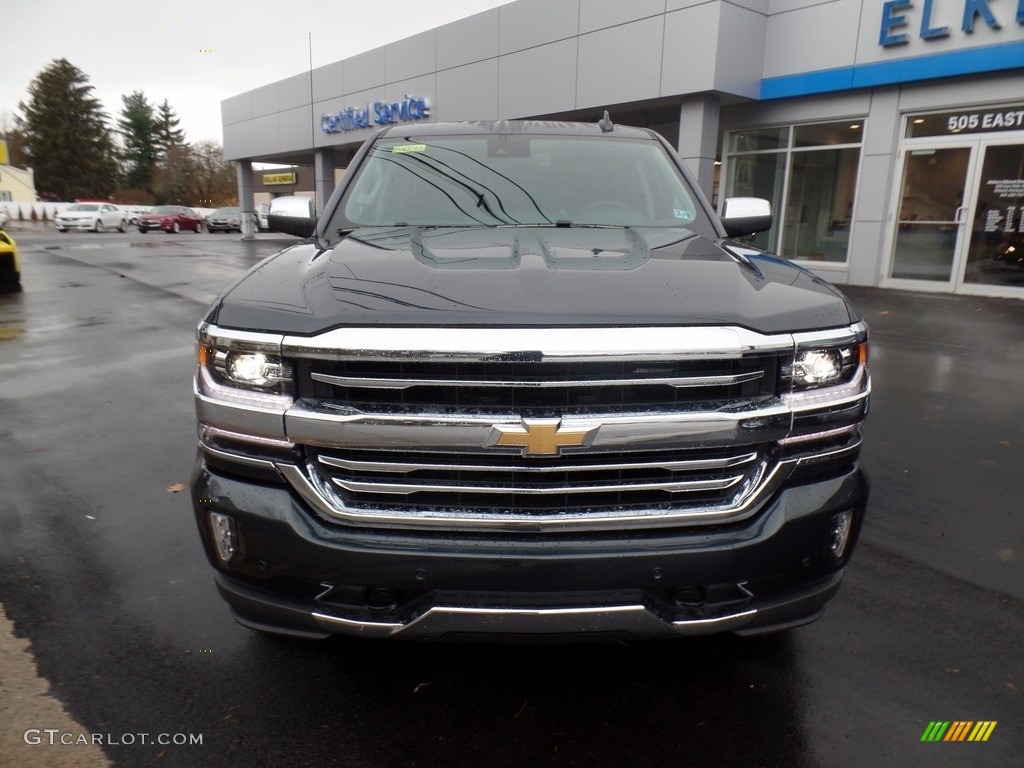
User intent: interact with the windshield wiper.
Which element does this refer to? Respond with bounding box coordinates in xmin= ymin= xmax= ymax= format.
xmin=554 ymin=220 xmax=625 ymax=229
xmin=490 ymin=221 xmax=631 ymax=229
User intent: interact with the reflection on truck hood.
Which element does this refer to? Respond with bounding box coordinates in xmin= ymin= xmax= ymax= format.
xmin=211 ymin=226 xmax=857 ymax=335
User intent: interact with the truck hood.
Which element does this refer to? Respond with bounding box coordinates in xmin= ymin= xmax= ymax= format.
xmin=211 ymin=226 xmax=858 ymax=336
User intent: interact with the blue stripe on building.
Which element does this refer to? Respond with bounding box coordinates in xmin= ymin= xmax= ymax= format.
xmin=761 ymin=40 xmax=1024 ymax=100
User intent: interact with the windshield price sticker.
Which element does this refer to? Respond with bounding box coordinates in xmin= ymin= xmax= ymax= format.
xmin=392 ymin=144 xmax=427 ymax=154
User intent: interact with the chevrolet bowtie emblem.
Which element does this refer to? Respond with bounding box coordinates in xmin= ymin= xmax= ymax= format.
xmin=486 ymin=419 xmax=599 ymax=457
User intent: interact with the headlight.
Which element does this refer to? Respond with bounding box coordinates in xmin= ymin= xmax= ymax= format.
xmin=194 ymin=326 xmax=297 ymax=470
xmin=782 ymin=342 xmax=866 ymax=391
xmin=226 ymin=350 xmax=288 ymax=388
xmin=199 ymin=343 xmax=293 ymax=393
xmin=196 ymin=325 xmax=294 ymax=405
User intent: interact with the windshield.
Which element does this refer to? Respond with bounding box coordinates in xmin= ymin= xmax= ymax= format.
xmin=338 ymin=134 xmax=705 ymax=231
xmin=152 ymin=206 xmax=178 ymax=214
xmin=211 ymin=207 xmax=240 ymax=216
xmin=69 ymin=204 xmax=99 ymax=212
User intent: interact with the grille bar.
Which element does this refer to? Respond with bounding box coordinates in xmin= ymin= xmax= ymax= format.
xmin=310 ymin=371 xmax=764 ymax=390
xmin=316 ymin=451 xmax=760 ymax=475
xmin=311 ymin=445 xmax=767 ymax=511
xmin=280 ymin=458 xmax=788 ymax=532
xmin=331 ymin=474 xmax=746 ymax=496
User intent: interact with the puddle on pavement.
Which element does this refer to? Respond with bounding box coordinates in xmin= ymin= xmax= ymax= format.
xmin=0 ymin=327 xmax=26 ymax=341
xmin=43 ymin=242 xmax=141 ymax=251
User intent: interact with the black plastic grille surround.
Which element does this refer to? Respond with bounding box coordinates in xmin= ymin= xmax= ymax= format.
xmin=298 ymin=355 xmax=779 ymax=416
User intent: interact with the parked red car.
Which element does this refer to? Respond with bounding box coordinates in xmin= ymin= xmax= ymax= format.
xmin=137 ymin=205 xmax=204 ymax=234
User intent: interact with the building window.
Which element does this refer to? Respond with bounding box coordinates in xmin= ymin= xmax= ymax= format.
xmin=0 ymin=191 xmax=11 ymax=202
xmin=724 ymin=121 xmax=863 ymax=263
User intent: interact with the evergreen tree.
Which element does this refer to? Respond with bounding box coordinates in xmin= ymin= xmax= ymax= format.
xmin=14 ymin=58 xmax=118 ymax=200
xmin=117 ymin=91 xmax=159 ymax=190
xmin=154 ymin=99 xmax=186 ymax=157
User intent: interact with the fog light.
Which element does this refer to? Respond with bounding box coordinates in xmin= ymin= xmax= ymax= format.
xmin=828 ymin=510 xmax=854 ymax=559
xmin=209 ymin=512 xmax=238 ymax=562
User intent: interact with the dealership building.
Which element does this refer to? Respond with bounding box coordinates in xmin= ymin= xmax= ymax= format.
xmin=222 ymin=0 xmax=1024 ymax=298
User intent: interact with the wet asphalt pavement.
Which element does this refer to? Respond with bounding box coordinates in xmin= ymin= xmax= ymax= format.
xmin=0 ymin=229 xmax=1021 ymax=768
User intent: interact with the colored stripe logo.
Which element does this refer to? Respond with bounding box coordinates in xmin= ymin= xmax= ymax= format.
xmin=921 ymin=721 xmax=997 ymax=742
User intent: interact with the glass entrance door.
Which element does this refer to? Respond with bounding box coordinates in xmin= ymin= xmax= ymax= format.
xmin=889 ymin=146 xmax=973 ymax=283
xmin=961 ymin=142 xmax=1024 ymax=291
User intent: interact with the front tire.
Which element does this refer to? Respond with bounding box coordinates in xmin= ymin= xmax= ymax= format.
xmin=94 ymin=220 xmax=104 ymax=233
xmin=117 ymin=219 xmax=126 ymax=233
xmin=194 ymin=221 xmax=203 ymax=233
xmin=171 ymin=221 xmax=180 ymax=234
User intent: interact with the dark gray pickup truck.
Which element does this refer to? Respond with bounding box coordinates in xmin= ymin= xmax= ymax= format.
xmin=191 ymin=119 xmax=870 ymax=641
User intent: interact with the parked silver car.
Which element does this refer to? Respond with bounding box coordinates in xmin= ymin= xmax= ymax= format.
xmin=206 ymin=207 xmax=243 ymax=233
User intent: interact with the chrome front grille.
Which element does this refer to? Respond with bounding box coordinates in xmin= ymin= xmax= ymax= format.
xmin=278 ymin=330 xmax=797 ymax=530
xmin=192 ymin=322 xmax=870 ymax=531
xmin=279 ymin=443 xmax=788 ymax=530
xmin=305 ymin=445 xmax=772 ymax=519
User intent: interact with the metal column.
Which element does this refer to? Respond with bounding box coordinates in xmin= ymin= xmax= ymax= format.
xmin=677 ymin=96 xmax=721 ymax=201
xmin=236 ymin=160 xmax=255 ymax=239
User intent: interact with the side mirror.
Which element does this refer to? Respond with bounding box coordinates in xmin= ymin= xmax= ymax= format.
xmin=721 ymin=197 xmax=772 ymax=238
xmin=268 ymin=196 xmax=317 ymax=237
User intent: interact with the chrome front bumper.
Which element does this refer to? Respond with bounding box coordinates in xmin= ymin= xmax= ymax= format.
xmin=215 ymin=569 xmax=845 ymax=641
xmin=310 ymin=603 xmax=763 ymax=639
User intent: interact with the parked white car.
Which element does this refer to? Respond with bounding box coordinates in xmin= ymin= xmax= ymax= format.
xmin=55 ymin=203 xmax=128 ymax=233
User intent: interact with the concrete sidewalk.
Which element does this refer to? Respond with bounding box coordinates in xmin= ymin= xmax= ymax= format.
xmin=0 ymin=607 xmax=110 ymax=767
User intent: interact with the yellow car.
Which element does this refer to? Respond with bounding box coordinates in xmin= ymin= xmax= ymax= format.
xmin=0 ymin=229 xmax=20 ymax=292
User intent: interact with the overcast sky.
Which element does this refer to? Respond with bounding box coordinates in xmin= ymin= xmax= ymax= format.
xmin=0 ymin=0 xmax=510 ymax=146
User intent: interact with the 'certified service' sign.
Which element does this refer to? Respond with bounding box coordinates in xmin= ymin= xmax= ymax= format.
xmin=321 ymin=96 xmax=430 ymax=134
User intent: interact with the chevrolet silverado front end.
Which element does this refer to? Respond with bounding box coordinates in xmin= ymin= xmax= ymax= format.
xmin=191 ymin=120 xmax=869 ymax=641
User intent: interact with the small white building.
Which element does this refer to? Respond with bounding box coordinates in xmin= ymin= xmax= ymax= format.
xmin=0 ymin=163 xmax=36 ymax=203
